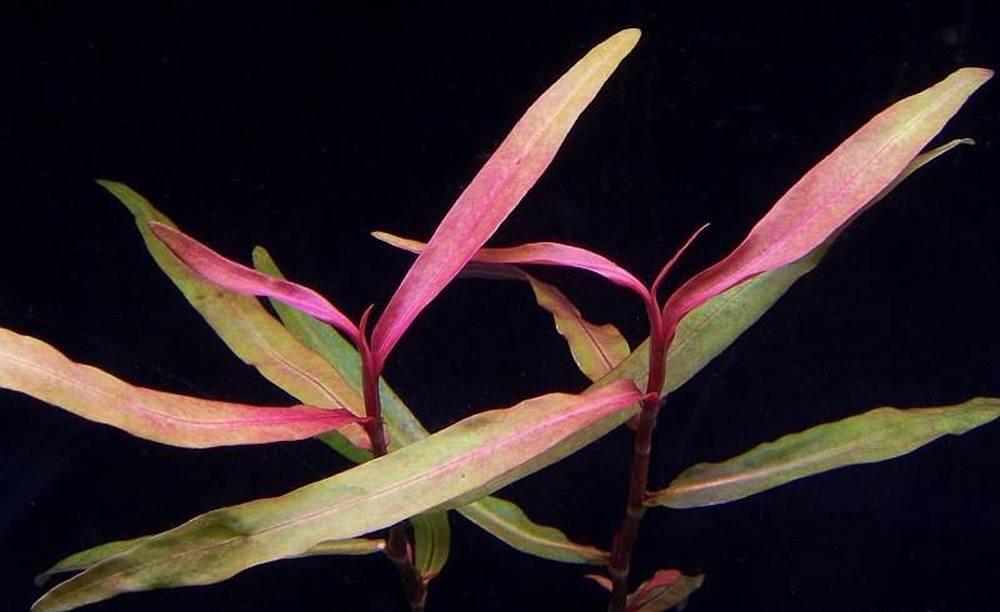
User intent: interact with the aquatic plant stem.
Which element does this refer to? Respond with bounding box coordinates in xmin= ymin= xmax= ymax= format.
xmin=358 ymin=319 xmax=427 ymax=612
xmin=608 ymin=297 xmax=670 ymax=612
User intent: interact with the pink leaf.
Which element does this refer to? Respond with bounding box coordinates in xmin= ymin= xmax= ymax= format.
xmin=662 ymin=68 xmax=992 ymax=332
xmin=150 ymin=222 xmax=361 ymax=343
xmin=372 ymin=231 xmax=648 ymax=297
xmin=0 ymin=327 xmax=369 ymax=449
xmin=370 ymin=29 xmax=641 ymax=368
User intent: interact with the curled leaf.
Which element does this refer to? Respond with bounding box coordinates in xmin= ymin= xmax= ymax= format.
xmin=411 ymin=512 xmax=450 ymax=581
xmin=149 ymin=222 xmax=361 ymax=342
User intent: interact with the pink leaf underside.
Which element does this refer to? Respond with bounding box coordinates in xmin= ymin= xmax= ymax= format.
xmin=372 ymin=231 xmax=647 ymax=297
xmin=663 ymin=67 xmax=992 ymax=328
xmin=369 ymin=29 xmax=641 ymax=367
xmin=0 ymin=327 xmax=369 ymax=449
xmin=149 ymin=222 xmax=360 ymax=343
xmin=629 ymin=569 xmax=682 ymax=610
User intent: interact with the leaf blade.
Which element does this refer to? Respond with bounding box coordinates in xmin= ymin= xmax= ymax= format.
xmin=33 ymin=381 xmax=641 ymax=611
xmin=649 ymin=398 xmax=1000 ymax=509
xmin=97 ymin=181 xmax=370 ymax=452
xmin=663 ymin=68 xmax=992 ymax=329
xmin=411 ymin=512 xmax=451 ymax=581
xmin=149 ymin=222 xmax=360 ymax=341
xmin=0 ymin=327 xmax=367 ymax=448
xmin=370 ymin=29 xmax=641 ymax=365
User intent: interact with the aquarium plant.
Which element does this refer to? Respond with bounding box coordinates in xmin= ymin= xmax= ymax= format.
xmin=2 ymin=29 xmax=994 ymax=612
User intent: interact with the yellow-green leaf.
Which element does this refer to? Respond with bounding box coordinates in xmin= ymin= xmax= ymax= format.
xmin=649 ymin=398 xmax=1000 ymax=509
xmin=411 ymin=512 xmax=450 ymax=581
xmin=33 ymin=381 xmax=641 ymax=611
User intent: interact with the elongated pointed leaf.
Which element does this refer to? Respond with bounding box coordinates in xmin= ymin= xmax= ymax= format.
xmin=254 ymin=247 xmax=609 ymax=564
xmin=0 ymin=327 xmax=367 ymax=448
xmin=251 ymin=245 xmax=428 ymax=452
xmin=35 ymin=535 xmax=383 ymax=586
xmin=648 ymin=398 xmax=1000 ymax=509
xmin=149 ymin=222 xmax=360 ymax=342
xmin=594 ymin=136 xmax=982 ymax=397
xmin=662 ymin=68 xmax=991 ymax=331
xmin=373 ymin=232 xmax=648 ymax=297
xmin=370 ymin=29 xmax=641 ymax=367
xmin=460 ymin=495 xmax=608 ymax=564
xmin=411 ymin=512 xmax=450 ymax=580
xmin=33 ymin=381 xmax=641 ymax=611
xmin=628 ymin=570 xmax=704 ymax=612
xmin=97 ymin=181 xmax=370 ymax=451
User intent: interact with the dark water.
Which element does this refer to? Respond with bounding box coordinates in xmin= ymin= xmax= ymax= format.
xmin=3 ymin=3 xmax=1000 ymax=611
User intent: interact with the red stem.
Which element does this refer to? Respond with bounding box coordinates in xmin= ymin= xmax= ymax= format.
xmin=607 ymin=294 xmax=670 ymax=612
xmin=356 ymin=316 xmax=426 ymax=611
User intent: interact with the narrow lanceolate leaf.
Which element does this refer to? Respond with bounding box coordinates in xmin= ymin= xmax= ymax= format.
xmin=628 ymin=570 xmax=704 ymax=612
xmin=648 ymin=398 xmax=1000 ymax=509
xmin=663 ymin=68 xmax=992 ymax=330
xmin=370 ymin=29 xmax=641 ymax=367
xmin=252 ymin=245 xmax=428 ymax=451
xmin=460 ymin=496 xmax=608 ymax=564
xmin=150 ymin=222 xmax=360 ymax=342
xmin=372 ymin=234 xmax=633 ymax=380
xmin=97 ymin=181 xmax=370 ymax=451
xmin=373 ymin=231 xmax=648 ymax=297
xmin=254 ymin=247 xmax=610 ymax=565
xmin=411 ymin=512 xmax=451 ymax=580
xmin=594 ymin=133 xmax=983 ymax=397
xmin=35 ymin=536 xmax=383 ymax=586
xmin=0 ymin=327 xmax=366 ymax=448
xmin=33 ymin=381 xmax=641 ymax=612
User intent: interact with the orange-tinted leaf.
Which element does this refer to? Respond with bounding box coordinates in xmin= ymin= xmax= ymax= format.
xmin=0 ymin=327 xmax=367 ymax=448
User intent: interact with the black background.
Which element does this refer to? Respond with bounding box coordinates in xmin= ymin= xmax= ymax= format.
xmin=3 ymin=2 xmax=1000 ymax=611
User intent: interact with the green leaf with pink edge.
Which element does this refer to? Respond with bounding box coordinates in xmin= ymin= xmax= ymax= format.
xmin=32 ymin=381 xmax=641 ymax=612
xmin=661 ymin=68 xmax=992 ymax=336
xmin=97 ymin=180 xmax=372 ymax=451
xmin=35 ymin=535 xmax=384 ymax=586
xmin=0 ymin=327 xmax=368 ymax=449
xmin=369 ymin=29 xmax=641 ymax=368
xmin=253 ymin=246 xmax=606 ymax=566
xmin=648 ymin=398 xmax=1000 ymax=509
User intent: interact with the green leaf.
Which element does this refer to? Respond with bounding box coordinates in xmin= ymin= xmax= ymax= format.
xmin=253 ymin=246 xmax=607 ymax=565
xmin=96 ymin=180 xmax=371 ymax=451
xmin=459 ymin=496 xmax=607 ymax=565
xmin=648 ymin=398 xmax=1000 ymax=509
xmin=0 ymin=327 xmax=367 ymax=448
xmin=411 ymin=512 xmax=450 ymax=581
xmin=35 ymin=535 xmax=383 ymax=586
xmin=33 ymin=381 xmax=641 ymax=611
